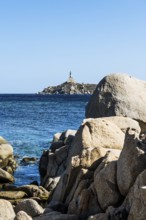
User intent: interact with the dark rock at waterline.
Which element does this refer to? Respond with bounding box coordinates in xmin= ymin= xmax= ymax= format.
xmin=21 ymin=157 xmax=38 ymax=165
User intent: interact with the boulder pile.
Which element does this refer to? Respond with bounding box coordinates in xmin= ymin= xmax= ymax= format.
xmin=1 ymin=73 xmax=146 ymax=220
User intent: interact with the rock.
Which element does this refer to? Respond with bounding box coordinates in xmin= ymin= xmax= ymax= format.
xmin=68 ymin=181 xmax=102 ymax=219
xmin=0 ymin=191 xmax=27 ymax=200
xmin=0 ymin=167 xmax=14 ymax=183
xmin=55 ymin=145 xmax=68 ymax=166
xmin=94 ymin=160 xmax=122 ymax=211
xmin=100 ymin=116 xmax=141 ymax=135
xmin=88 ymin=213 xmax=108 ymax=220
xmin=43 ymin=176 xmax=60 ymax=192
xmin=0 ymin=137 xmax=13 ymax=159
xmin=21 ymin=157 xmax=37 ymax=164
xmin=60 ymin=130 xmax=77 ymax=145
xmin=86 ymin=73 xmax=146 ymax=132
xmin=67 ymin=118 xmax=125 ymax=162
xmin=4 ymin=156 xmax=17 ymax=174
xmin=14 ymin=211 xmax=32 ymax=220
xmin=50 ymin=142 xmax=64 ymax=153
xmin=15 ymin=185 xmax=49 ymax=201
xmin=126 ymin=170 xmax=146 ymax=220
xmin=117 ymin=130 xmax=146 ymax=196
xmin=39 ymin=150 xmax=48 ymax=180
xmin=47 ymin=201 xmax=67 ymax=213
xmin=14 ymin=199 xmax=44 ymax=217
xmin=49 ymin=118 xmax=123 ymax=204
xmin=0 ymin=199 xmax=15 ymax=220
xmin=53 ymin=133 xmax=62 ymax=143
xmin=33 ymin=213 xmax=78 ymax=220
xmin=0 ymin=137 xmax=13 ymax=168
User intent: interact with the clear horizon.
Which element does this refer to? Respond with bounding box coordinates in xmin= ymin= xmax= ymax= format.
xmin=0 ymin=0 xmax=146 ymax=93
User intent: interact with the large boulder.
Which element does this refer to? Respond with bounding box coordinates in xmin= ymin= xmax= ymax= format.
xmin=86 ymin=74 xmax=146 ymax=131
xmin=117 ymin=130 xmax=146 ymax=196
xmin=0 ymin=199 xmax=15 ymax=219
xmin=67 ymin=118 xmax=125 ymax=163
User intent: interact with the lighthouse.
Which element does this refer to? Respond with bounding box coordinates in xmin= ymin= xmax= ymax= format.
xmin=67 ymin=71 xmax=76 ymax=83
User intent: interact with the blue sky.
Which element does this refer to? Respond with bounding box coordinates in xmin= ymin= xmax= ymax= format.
xmin=0 ymin=0 xmax=146 ymax=93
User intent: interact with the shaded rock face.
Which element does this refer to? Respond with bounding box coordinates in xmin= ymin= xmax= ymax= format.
xmin=117 ymin=130 xmax=146 ymax=196
xmin=14 ymin=198 xmax=44 ymax=217
xmin=86 ymin=74 xmax=146 ymax=131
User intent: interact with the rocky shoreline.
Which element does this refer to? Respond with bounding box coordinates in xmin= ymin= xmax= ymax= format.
xmin=1 ymin=73 xmax=146 ymax=220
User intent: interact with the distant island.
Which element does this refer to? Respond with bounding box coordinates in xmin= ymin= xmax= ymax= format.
xmin=39 ymin=72 xmax=97 ymax=95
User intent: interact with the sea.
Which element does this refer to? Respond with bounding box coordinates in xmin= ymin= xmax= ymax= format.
xmin=0 ymin=94 xmax=90 ymax=186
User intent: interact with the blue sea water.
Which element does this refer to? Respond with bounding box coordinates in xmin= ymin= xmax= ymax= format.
xmin=0 ymin=94 xmax=90 ymax=186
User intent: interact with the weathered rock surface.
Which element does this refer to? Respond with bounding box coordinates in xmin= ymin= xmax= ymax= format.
xmin=14 ymin=211 xmax=32 ymax=220
xmin=0 ymin=167 xmax=14 ymax=183
xmin=86 ymin=73 xmax=146 ymax=131
xmin=14 ymin=199 xmax=44 ymax=217
xmin=127 ymin=170 xmax=146 ymax=220
xmin=94 ymin=159 xmax=121 ymax=211
xmin=0 ymin=190 xmax=27 ymax=200
xmin=0 ymin=199 xmax=15 ymax=220
xmin=117 ymin=129 xmax=146 ymax=196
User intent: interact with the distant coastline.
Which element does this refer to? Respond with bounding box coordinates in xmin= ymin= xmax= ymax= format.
xmin=39 ymin=72 xmax=97 ymax=95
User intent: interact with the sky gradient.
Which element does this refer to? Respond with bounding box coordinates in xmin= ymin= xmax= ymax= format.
xmin=0 ymin=0 xmax=146 ymax=93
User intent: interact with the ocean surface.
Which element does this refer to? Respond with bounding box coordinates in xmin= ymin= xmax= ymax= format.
xmin=0 ymin=94 xmax=90 ymax=186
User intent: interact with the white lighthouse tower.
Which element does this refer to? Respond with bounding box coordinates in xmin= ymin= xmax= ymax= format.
xmin=67 ymin=72 xmax=76 ymax=83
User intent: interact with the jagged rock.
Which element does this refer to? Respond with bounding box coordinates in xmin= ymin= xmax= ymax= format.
xmin=43 ymin=176 xmax=60 ymax=193
xmin=68 ymin=181 xmax=102 ymax=219
xmin=59 ymin=130 xmax=77 ymax=145
xmin=94 ymin=160 xmax=122 ymax=211
xmin=86 ymin=73 xmax=146 ymax=132
xmin=0 ymin=167 xmax=14 ymax=183
xmin=0 ymin=199 xmax=15 ymax=220
xmin=14 ymin=199 xmax=44 ymax=217
xmin=117 ymin=130 xmax=146 ymax=196
xmin=14 ymin=211 xmax=32 ymax=220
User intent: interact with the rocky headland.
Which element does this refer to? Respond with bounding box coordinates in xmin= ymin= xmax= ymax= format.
xmin=39 ymin=73 xmax=96 ymax=95
xmin=1 ymin=73 xmax=146 ymax=220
